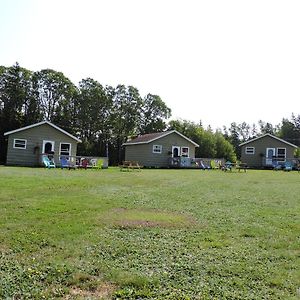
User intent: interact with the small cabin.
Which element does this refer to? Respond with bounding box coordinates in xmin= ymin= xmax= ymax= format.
xmin=123 ymin=130 xmax=199 ymax=168
xmin=4 ymin=121 xmax=81 ymax=167
xmin=239 ymin=134 xmax=298 ymax=168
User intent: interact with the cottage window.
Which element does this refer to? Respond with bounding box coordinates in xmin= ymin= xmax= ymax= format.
xmin=153 ymin=145 xmax=162 ymax=154
xmin=277 ymin=148 xmax=286 ymax=161
xmin=181 ymin=147 xmax=189 ymax=157
xmin=60 ymin=143 xmax=71 ymax=159
xmin=13 ymin=139 xmax=27 ymax=149
xmin=245 ymin=147 xmax=255 ymax=155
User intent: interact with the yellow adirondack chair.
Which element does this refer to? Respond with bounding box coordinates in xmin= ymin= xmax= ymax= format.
xmin=92 ymin=159 xmax=103 ymax=170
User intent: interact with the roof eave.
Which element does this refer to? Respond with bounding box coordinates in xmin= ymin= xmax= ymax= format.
xmin=4 ymin=121 xmax=81 ymax=143
xmin=239 ymin=133 xmax=298 ymax=148
xmin=123 ymin=130 xmax=199 ymax=147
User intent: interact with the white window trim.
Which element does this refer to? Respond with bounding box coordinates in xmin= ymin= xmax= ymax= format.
xmin=245 ymin=146 xmax=255 ymax=155
xmin=276 ymin=147 xmax=286 ymax=162
xmin=13 ymin=138 xmax=27 ymax=149
xmin=152 ymin=144 xmax=162 ymax=154
xmin=59 ymin=142 xmax=72 ymax=159
xmin=181 ymin=147 xmax=190 ymax=158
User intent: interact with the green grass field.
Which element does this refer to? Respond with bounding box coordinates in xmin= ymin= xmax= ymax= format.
xmin=0 ymin=166 xmax=299 ymax=299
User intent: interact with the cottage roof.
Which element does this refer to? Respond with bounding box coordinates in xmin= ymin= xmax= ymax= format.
xmin=239 ymin=133 xmax=298 ymax=148
xmin=4 ymin=121 xmax=82 ymax=143
xmin=123 ymin=130 xmax=199 ymax=147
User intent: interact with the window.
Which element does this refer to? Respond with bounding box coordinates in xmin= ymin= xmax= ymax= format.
xmin=277 ymin=148 xmax=286 ymax=161
xmin=181 ymin=147 xmax=189 ymax=157
xmin=13 ymin=139 xmax=27 ymax=149
xmin=153 ymin=145 xmax=162 ymax=154
xmin=245 ymin=147 xmax=255 ymax=155
xmin=60 ymin=143 xmax=71 ymax=159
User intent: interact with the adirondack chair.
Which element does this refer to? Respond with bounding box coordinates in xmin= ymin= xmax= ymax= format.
xmin=210 ymin=160 xmax=217 ymax=169
xmin=223 ymin=161 xmax=233 ymax=171
xmin=42 ymin=155 xmax=55 ymax=168
xmin=199 ymin=160 xmax=209 ymax=170
xmin=60 ymin=157 xmax=69 ymax=169
xmin=92 ymin=159 xmax=103 ymax=170
xmin=272 ymin=160 xmax=282 ymax=170
xmin=283 ymin=161 xmax=293 ymax=171
xmin=80 ymin=158 xmax=89 ymax=169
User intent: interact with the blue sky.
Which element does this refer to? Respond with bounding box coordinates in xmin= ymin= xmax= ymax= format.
xmin=1 ymin=0 xmax=300 ymax=129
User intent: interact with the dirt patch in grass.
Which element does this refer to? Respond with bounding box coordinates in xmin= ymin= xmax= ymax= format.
xmin=102 ymin=208 xmax=198 ymax=229
xmin=66 ymin=282 xmax=115 ymax=299
xmin=0 ymin=244 xmax=10 ymax=253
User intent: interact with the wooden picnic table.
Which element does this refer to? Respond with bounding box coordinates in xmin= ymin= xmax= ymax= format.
xmin=119 ymin=161 xmax=142 ymax=171
xmin=223 ymin=162 xmax=248 ymax=172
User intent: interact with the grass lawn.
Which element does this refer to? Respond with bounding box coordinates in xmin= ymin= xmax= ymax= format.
xmin=0 ymin=166 xmax=299 ymax=299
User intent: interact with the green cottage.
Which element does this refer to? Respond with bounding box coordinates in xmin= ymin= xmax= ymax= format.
xmin=4 ymin=121 xmax=81 ymax=167
xmin=123 ymin=130 xmax=199 ymax=168
xmin=239 ymin=133 xmax=298 ymax=168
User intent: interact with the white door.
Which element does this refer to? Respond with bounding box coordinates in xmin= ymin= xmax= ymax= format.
xmin=172 ymin=146 xmax=180 ymax=158
xmin=42 ymin=140 xmax=55 ymax=154
xmin=266 ymin=148 xmax=275 ymax=165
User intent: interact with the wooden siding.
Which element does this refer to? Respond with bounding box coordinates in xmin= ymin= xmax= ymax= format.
xmin=6 ymin=123 xmax=78 ymax=167
xmin=124 ymin=132 xmax=196 ymax=167
xmin=240 ymin=135 xmax=296 ymax=168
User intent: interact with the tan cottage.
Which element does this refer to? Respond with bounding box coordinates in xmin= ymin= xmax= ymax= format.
xmin=123 ymin=130 xmax=199 ymax=168
xmin=239 ymin=134 xmax=298 ymax=168
xmin=4 ymin=121 xmax=81 ymax=167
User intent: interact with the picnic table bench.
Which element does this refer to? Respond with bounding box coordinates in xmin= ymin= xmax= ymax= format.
xmin=119 ymin=161 xmax=142 ymax=171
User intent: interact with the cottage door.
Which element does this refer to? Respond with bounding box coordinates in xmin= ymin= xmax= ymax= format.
xmin=172 ymin=146 xmax=180 ymax=158
xmin=43 ymin=140 xmax=55 ymax=154
xmin=266 ymin=148 xmax=275 ymax=165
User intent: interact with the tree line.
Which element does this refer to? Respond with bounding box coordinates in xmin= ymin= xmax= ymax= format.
xmin=1 ymin=63 xmax=300 ymax=164
xmin=0 ymin=63 xmax=171 ymax=164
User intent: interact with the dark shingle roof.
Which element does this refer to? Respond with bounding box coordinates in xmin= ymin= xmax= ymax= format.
xmin=123 ymin=130 xmax=199 ymax=147
xmin=124 ymin=131 xmax=172 ymax=144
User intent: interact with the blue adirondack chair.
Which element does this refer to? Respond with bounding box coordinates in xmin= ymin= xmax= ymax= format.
xmin=283 ymin=161 xmax=293 ymax=171
xmin=272 ymin=160 xmax=282 ymax=170
xmin=60 ymin=157 xmax=69 ymax=169
xmin=224 ymin=161 xmax=233 ymax=171
xmin=42 ymin=155 xmax=55 ymax=168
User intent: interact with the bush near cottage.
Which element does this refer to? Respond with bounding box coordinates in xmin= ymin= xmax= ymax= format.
xmin=0 ymin=166 xmax=299 ymax=299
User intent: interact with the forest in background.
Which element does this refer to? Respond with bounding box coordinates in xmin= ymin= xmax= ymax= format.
xmin=1 ymin=63 xmax=300 ymax=164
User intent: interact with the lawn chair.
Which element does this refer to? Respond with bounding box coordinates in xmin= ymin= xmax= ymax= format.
xmin=199 ymin=160 xmax=209 ymax=170
xmin=42 ymin=155 xmax=55 ymax=169
xmin=60 ymin=157 xmax=70 ymax=169
xmin=80 ymin=158 xmax=89 ymax=169
xmin=272 ymin=160 xmax=282 ymax=170
xmin=283 ymin=161 xmax=293 ymax=172
xmin=223 ymin=161 xmax=233 ymax=172
xmin=92 ymin=159 xmax=103 ymax=170
xmin=210 ymin=160 xmax=217 ymax=169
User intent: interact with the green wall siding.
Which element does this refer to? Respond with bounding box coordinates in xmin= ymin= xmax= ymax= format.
xmin=124 ymin=133 xmax=196 ymax=167
xmin=6 ymin=124 xmax=78 ymax=167
xmin=240 ymin=136 xmax=296 ymax=168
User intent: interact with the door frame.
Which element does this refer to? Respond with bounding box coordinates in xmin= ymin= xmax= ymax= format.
xmin=42 ymin=140 xmax=55 ymax=154
xmin=172 ymin=146 xmax=181 ymax=158
xmin=265 ymin=147 xmax=275 ymax=165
